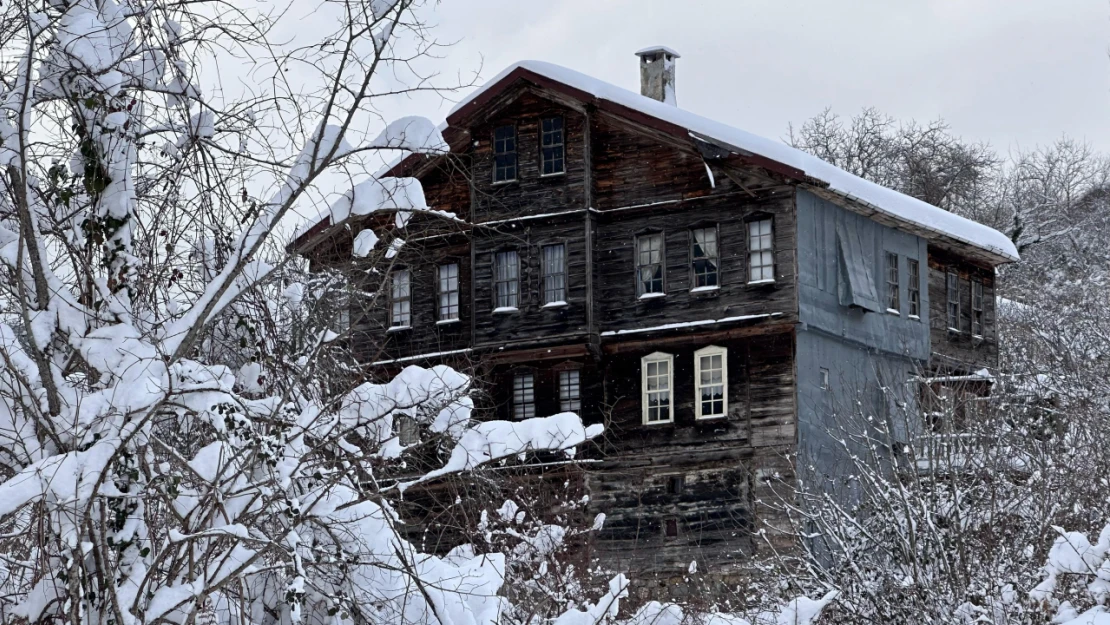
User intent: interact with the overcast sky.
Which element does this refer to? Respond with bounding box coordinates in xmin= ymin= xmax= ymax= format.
xmin=388 ymin=0 xmax=1110 ymax=155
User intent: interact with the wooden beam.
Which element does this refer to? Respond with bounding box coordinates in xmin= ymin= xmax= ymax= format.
xmin=601 ymin=322 xmax=793 ymax=355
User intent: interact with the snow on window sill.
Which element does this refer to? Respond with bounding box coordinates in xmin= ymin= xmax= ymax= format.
xmin=542 ymin=300 xmax=568 ymax=309
xmin=908 ymin=314 xmax=920 ymax=321
xmin=886 ymin=308 xmax=901 ymax=316
xmin=387 ymin=325 xmax=411 ymax=332
xmin=493 ymin=306 xmax=519 ymax=314
xmin=747 ymin=278 xmax=776 ymax=286
xmin=539 ymin=171 xmax=566 ymax=179
xmin=638 ymin=292 xmax=666 ymax=300
xmin=491 ymin=178 xmax=517 ymax=186
xmin=690 ymin=285 xmax=719 ymax=293
xmin=696 ymin=414 xmax=727 ymax=421
xmin=947 ymin=327 xmax=961 ymax=334
xmin=436 ymin=318 xmax=460 ymax=326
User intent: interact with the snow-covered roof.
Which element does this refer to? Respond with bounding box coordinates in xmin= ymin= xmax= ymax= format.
xmin=635 ymin=45 xmax=681 ymax=58
xmin=448 ymin=61 xmax=1019 ymax=264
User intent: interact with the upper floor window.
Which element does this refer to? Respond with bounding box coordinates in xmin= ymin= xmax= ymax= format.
xmin=541 ymin=117 xmax=565 ymax=176
xmin=436 ymin=263 xmax=460 ymax=322
xmin=695 ymin=346 xmax=727 ymax=419
xmin=493 ymin=125 xmax=517 ymax=183
xmin=971 ymin=279 xmax=984 ymax=337
xmin=559 ymin=369 xmax=581 ymax=413
xmin=542 ymin=243 xmax=567 ymax=304
xmin=946 ymin=270 xmax=960 ymax=332
xmin=690 ymin=227 xmax=719 ymax=290
xmin=636 ymin=233 xmax=665 ymax=297
xmin=494 ymin=250 xmax=520 ymax=310
xmin=885 ymin=252 xmax=900 ymax=313
xmin=642 ymin=352 xmax=674 ymax=424
xmin=908 ymin=259 xmax=921 ymax=318
xmin=389 ymin=268 xmax=411 ymax=329
xmin=512 ymin=372 xmax=535 ymax=420
xmin=747 ymin=218 xmax=774 ymax=283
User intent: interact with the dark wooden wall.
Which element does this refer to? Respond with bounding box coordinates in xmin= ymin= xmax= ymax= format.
xmin=586 ymin=330 xmax=797 ymax=574
xmin=927 ymin=246 xmax=998 ymax=372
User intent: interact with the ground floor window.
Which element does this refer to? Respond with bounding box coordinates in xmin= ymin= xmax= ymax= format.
xmin=695 ymin=346 xmax=727 ymax=418
xmin=512 ymin=373 xmax=535 ymax=420
xmin=642 ymin=352 xmax=674 ymax=424
xmin=559 ymin=369 xmax=581 ymax=412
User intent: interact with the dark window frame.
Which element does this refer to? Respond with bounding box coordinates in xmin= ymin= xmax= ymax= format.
xmin=907 ymin=259 xmax=921 ymax=318
xmin=493 ymin=124 xmax=517 ymax=183
xmin=541 ymin=243 xmax=567 ymax=305
xmin=885 ymin=252 xmax=900 ymax=313
xmin=558 ymin=369 xmax=581 ymax=413
xmin=493 ymin=250 xmax=520 ymax=310
xmin=946 ymin=270 xmax=960 ymax=333
xmin=971 ymin=278 xmax=984 ymax=338
xmin=746 ymin=215 xmax=775 ymax=283
xmin=635 ymin=232 xmax=665 ymax=297
xmin=690 ymin=225 xmax=720 ymax=290
xmin=540 ymin=116 xmax=565 ymax=177
xmin=389 ymin=267 xmax=411 ymax=329
xmin=512 ymin=371 xmax=535 ymax=420
xmin=436 ymin=262 xmax=460 ymax=322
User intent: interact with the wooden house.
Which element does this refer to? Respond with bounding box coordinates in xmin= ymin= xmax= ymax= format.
xmin=292 ymin=48 xmax=1019 ymax=584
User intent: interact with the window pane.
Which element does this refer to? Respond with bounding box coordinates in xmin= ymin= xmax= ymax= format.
xmin=697 ymin=350 xmax=726 ymax=418
xmin=390 ymin=269 xmax=411 ymax=327
xmin=947 ymin=271 xmax=960 ymax=331
xmin=559 ymin=370 xmax=581 ymax=412
xmin=494 ymin=125 xmax=517 ymax=182
xmin=644 ymin=356 xmax=672 ymax=422
xmin=542 ymin=244 xmax=567 ymax=303
xmin=691 ymin=228 xmax=719 ymax=288
xmin=541 ymin=117 xmax=565 ymax=176
xmin=886 ymin=252 xmax=900 ymax=312
xmin=513 ymin=373 xmax=535 ymax=420
xmin=748 ymin=219 xmax=774 ymax=282
xmin=495 ymin=251 xmax=520 ymax=308
xmin=637 ymin=234 xmax=664 ymax=295
xmin=437 ymin=263 xmax=459 ymax=320
xmin=908 ymin=259 xmax=920 ymax=317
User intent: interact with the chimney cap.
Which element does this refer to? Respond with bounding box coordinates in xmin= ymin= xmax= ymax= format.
xmin=635 ymin=46 xmax=681 ymax=59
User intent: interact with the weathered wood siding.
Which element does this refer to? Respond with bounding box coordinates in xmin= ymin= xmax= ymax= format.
xmin=469 ymin=90 xmax=588 ymax=222
xmin=587 ymin=331 xmax=797 ymax=574
xmin=927 ymin=247 xmax=998 ymax=372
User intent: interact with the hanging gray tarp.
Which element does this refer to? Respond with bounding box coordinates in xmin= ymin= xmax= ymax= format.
xmin=837 ymin=222 xmax=882 ymax=312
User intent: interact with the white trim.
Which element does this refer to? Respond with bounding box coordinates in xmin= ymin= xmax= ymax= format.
xmin=641 ymin=352 xmax=674 ymax=425
xmin=694 ymin=345 xmax=728 ymax=419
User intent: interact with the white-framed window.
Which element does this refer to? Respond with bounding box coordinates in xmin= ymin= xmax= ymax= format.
xmin=512 ymin=373 xmax=535 ymax=420
xmin=540 ymin=117 xmax=565 ymax=176
xmin=494 ymin=250 xmax=520 ymax=309
xmin=908 ymin=259 xmax=921 ymax=318
xmin=389 ymin=268 xmax=411 ymax=328
xmin=636 ymin=233 xmax=665 ymax=296
xmin=747 ymin=218 xmax=774 ymax=283
xmin=542 ymin=243 xmax=567 ymax=304
xmin=559 ymin=369 xmax=581 ymax=412
xmin=971 ymin=278 xmax=984 ymax=337
xmin=493 ymin=125 xmax=517 ymax=183
xmin=886 ymin=252 xmax=900 ymax=313
xmin=437 ymin=263 xmax=460 ymax=321
xmin=641 ymin=352 xmax=674 ymax=424
xmin=690 ymin=226 xmax=719 ymax=289
xmin=946 ymin=270 xmax=960 ymax=332
xmin=694 ymin=346 xmax=727 ymax=419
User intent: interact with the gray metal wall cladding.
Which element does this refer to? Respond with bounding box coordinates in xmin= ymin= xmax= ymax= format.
xmin=794 ymin=189 xmax=930 ymax=486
